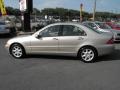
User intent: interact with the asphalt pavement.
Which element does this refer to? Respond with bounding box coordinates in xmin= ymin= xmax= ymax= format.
xmin=0 ymin=36 xmax=120 ymax=90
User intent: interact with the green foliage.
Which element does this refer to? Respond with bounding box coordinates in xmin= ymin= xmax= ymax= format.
xmin=6 ymin=7 xmax=21 ymax=16
xmin=41 ymin=8 xmax=90 ymax=21
xmin=5 ymin=6 xmax=120 ymax=21
xmin=33 ymin=8 xmax=41 ymax=15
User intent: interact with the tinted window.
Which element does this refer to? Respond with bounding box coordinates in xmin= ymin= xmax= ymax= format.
xmin=40 ymin=25 xmax=60 ymax=37
xmin=83 ymin=24 xmax=103 ymax=34
xmin=96 ymin=23 xmax=111 ymax=29
xmin=62 ymin=25 xmax=86 ymax=36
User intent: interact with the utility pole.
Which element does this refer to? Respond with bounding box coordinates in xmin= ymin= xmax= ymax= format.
xmin=23 ymin=12 xmax=31 ymax=32
xmin=19 ymin=0 xmax=33 ymax=32
xmin=80 ymin=3 xmax=83 ymax=22
xmin=24 ymin=0 xmax=33 ymax=32
xmin=68 ymin=9 xmax=70 ymax=22
xmin=93 ymin=0 xmax=97 ymax=21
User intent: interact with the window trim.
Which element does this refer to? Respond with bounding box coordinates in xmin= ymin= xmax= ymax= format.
xmin=39 ymin=25 xmax=62 ymax=37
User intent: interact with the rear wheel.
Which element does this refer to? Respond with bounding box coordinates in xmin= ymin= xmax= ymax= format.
xmin=78 ymin=47 xmax=97 ymax=63
xmin=10 ymin=44 xmax=25 ymax=58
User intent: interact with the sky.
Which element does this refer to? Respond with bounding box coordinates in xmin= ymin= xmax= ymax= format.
xmin=4 ymin=0 xmax=120 ymax=13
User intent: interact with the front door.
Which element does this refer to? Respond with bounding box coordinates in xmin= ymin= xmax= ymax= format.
xmin=31 ymin=25 xmax=60 ymax=53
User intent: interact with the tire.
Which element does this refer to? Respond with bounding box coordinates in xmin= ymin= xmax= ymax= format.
xmin=10 ymin=44 xmax=25 ymax=59
xmin=78 ymin=47 xmax=97 ymax=63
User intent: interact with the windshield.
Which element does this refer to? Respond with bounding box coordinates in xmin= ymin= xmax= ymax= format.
xmin=96 ymin=23 xmax=111 ymax=29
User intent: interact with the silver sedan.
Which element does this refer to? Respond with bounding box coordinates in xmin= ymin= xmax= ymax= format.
xmin=5 ymin=23 xmax=115 ymax=63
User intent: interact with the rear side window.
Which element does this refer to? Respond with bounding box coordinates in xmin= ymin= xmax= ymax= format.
xmin=62 ymin=25 xmax=86 ymax=36
xmin=83 ymin=24 xmax=103 ymax=34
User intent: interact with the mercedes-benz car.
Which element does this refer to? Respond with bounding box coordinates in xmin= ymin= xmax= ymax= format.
xmin=5 ymin=22 xmax=114 ymax=63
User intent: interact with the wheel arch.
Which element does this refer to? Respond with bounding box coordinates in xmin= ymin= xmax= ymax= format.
xmin=9 ymin=42 xmax=26 ymax=54
xmin=77 ymin=45 xmax=98 ymax=57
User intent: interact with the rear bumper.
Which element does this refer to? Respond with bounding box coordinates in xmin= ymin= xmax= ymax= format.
xmin=96 ymin=44 xmax=115 ymax=56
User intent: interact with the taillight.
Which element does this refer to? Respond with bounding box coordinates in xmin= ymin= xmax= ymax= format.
xmin=106 ymin=37 xmax=114 ymax=44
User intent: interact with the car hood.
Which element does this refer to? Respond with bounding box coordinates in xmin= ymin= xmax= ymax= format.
xmin=7 ymin=35 xmax=32 ymax=44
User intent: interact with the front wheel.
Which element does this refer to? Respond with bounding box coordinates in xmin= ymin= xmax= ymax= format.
xmin=10 ymin=44 xmax=25 ymax=58
xmin=78 ymin=47 xmax=97 ymax=63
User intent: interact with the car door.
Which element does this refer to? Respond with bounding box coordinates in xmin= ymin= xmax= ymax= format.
xmin=30 ymin=25 xmax=60 ymax=53
xmin=59 ymin=25 xmax=87 ymax=54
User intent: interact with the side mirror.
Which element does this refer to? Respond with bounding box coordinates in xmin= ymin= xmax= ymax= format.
xmin=35 ymin=34 xmax=42 ymax=39
xmin=37 ymin=34 xmax=42 ymax=39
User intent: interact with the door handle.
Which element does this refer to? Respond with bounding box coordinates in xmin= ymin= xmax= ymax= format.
xmin=78 ymin=37 xmax=84 ymax=40
xmin=53 ymin=38 xmax=58 ymax=40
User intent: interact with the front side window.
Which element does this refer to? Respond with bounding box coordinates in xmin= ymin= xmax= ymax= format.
xmin=62 ymin=25 xmax=86 ymax=36
xmin=84 ymin=25 xmax=103 ymax=34
xmin=40 ymin=25 xmax=60 ymax=37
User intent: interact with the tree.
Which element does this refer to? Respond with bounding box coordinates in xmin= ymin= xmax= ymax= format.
xmin=4 ymin=6 xmax=120 ymax=22
xmin=6 ymin=7 xmax=21 ymax=16
xmin=33 ymin=8 xmax=41 ymax=15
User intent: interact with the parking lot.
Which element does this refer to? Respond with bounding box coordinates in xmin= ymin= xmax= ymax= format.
xmin=0 ymin=36 xmax=120 ymax=90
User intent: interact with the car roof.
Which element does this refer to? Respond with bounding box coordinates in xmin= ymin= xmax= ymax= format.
xmin=51 ymin=22 xmax=82 ymax=25
xmin=44 ymin=22 xmax=84 ymax=28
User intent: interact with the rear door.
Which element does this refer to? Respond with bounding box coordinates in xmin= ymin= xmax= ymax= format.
xmin=59 ymin=25 xmax=87 ymax=54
